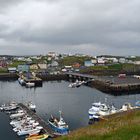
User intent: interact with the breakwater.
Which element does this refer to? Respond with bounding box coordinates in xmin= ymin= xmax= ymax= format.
xmin=37 ymin=74 xmax=68 ymax=81
xmin=66 ymin=72 xmax=140 ymax=95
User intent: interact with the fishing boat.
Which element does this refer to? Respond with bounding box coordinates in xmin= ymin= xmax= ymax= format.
xmin=88 ymin=102 xmax=118 ymax=120
xmin=48 ymin=111 xmax=69 ymax=135
xmin=10 ymin=112 xmax=25 ymax=119
xmin=17 ymin=126 xmax=43 ymax=136
xmin=25 ymin=134 xmax=49 ymax=140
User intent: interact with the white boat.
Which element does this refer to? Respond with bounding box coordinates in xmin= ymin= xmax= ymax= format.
xmin=68 ymin=80 xmax=85 ymax=88
xmin=0 ymin=101 xmax=18 ymax=111
xmin=10 ymin=116 xmax=32 ymax=126
xmin=10 ymin=112 xmax=25 ymax=119
xmin=17 ymin=126 xmax=43 ymax=136
xmin=88 ymin=102 xmax=118 ymax=120
xmin=119 ymin=103 xmax=135 ymax=111
xmin=26 ymin=82 xmax=35 ymax=88
xmin=11 ymin=120 xmax=35 ymax=128
xmin=18 ymin=78 xmax=25 ymax=85
xmin=13 ymin=122 xmax=39 ymax=132
xmin=27 ymin=102 xmax=36 ymax=111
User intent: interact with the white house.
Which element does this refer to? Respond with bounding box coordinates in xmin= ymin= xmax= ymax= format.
xmin=38 ymin=63 xmax=48 ymax=69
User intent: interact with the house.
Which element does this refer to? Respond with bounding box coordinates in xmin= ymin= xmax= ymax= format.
xmin=72 ymin=63 xmax=81 ymax=68
xmin=17 ymin=64 xmax=30 ymax=72
xmin=48 ymin=52 xmax=57 ymax=58
xmin=84 ymin=60 xmax=94 ymax=67
xmin=30 ymin=64 xmax=39 ymax=70
xmin=134 ymin=61 xmax=140 ymax=65
xmin=119 ymin=58 xmax=127 ymax=63
xmin=97 ymin=58 xmax=106 ymax=65
xmin=91 ymin=59 xmax=97 ymax=65
xmin=38 ymin=63 xmax=48 ymax=69
xmin=51 ymin=61 xmax=59 ymax=67
xmin=0 ymin=60 xmax=7 ymax=68
xmin=8 ymin=67 xmax=17 ymax=73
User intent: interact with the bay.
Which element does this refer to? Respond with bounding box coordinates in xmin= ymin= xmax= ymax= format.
xmin=0 ymin=80 xmax=139 ymax=140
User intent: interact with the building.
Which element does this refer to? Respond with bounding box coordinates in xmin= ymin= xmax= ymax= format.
xmin=30 ymin=64 xmax=39 ymax=70
xmin=72 ymin=63 xmax=81 ymax=68
xmin=97 ymin=58 xmax=106 ymax=65
xmin=84 ymin=60 xmax=94 ymax=67
xmin=38 ymin=63 xmax=48 ymax=69
xmin=48 ymin=52 xmax=57 ymax=58
xmin=51 ymin=61 xmax=59 ymax=67
xmin=0 ymin=60 xmax=7 ymax=68
xmin=17 ymin=64 xmax=30 ymax=72
xmin=8 ymin=67 xmax=17 ymax=73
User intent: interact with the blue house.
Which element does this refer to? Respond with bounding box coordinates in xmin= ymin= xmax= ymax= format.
xmin=84 ymin=60 xmax=94 ymax=67
xmin=17 ymin=64 xmax=30 ymax=72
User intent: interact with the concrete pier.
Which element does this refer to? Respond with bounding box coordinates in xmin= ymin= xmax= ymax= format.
xmin=66 ymin=72 xmax=140 ymax=95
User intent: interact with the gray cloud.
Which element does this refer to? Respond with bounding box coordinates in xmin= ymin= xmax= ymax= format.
xmin=0 ymin=0 xmax=140 ymax=55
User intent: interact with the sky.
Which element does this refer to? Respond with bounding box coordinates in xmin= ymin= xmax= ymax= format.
xmin=0 ymin=0 xmax=140 ymax=56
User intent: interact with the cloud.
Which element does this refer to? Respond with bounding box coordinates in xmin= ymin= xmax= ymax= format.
xmin=0 ymin=0 xmax=140 ymax=55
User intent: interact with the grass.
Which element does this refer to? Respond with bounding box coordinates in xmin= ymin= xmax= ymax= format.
xmin=55 ymin=110 xmax=140 ymax=140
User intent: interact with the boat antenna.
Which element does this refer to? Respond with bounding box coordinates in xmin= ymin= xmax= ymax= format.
xmin=59 ymin=110 xmax=62 ymax=120
xmin=105 ymin=97 xmax=107 ymax=103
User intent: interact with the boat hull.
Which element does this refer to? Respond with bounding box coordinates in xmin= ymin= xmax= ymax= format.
xmin=48 ymin=120 xmax=69 ymax=135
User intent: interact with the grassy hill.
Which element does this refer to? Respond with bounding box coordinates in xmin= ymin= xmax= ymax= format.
xmin=55 ymin=110 xmax=140 ymax=140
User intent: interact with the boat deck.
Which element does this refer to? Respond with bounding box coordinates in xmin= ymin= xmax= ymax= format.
xmin=18 ymin=103 xmax=55 ymax=138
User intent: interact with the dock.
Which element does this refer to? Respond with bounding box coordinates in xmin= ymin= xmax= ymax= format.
xmin=20 ymin=74 xmax=43 ymax=86
xmin=18 ymin=103 xmax=55 ymax=137
xmin=66 ymin=72 xmax=140 ymax=95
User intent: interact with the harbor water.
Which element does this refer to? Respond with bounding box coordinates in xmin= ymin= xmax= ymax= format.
xmin=0 ymin=80 xmax=140 ymax=140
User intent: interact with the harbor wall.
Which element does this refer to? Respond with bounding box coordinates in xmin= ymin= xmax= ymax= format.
xmin=37 ymin=74 xmax=68 ymax=81
xmin=84 ymin=80 xmax=140 ymax=95
xmin=0 ymin=73 xmax=18 ymax=80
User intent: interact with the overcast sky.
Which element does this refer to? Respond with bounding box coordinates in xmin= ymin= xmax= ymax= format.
xmin=0 ymin=0 xmax=140 ymax=56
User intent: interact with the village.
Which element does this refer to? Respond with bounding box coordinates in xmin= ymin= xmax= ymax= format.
xmin=0 ymin=52 xmax=140 ymax=76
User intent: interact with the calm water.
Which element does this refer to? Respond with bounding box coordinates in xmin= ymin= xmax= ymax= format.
xmin=0 ymin=80 xmax=140 ymax=140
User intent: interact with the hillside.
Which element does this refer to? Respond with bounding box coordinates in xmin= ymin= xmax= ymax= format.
xmin=55 ymin=110 xmax=140 ymax=140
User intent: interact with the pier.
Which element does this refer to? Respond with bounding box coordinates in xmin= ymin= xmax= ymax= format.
xmin=20 ymin=75 xmax=43 ymax=86
xmin=66 ymin=72 xmax=140 ymax=95
xmin=18 ymin=103 xmax=55 ymax=138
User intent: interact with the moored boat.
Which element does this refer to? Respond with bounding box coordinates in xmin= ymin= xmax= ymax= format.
xmin=25 ymin=134 xmax=49 ymax=140
xmin=119 ymin=103 xmax=135 ymax=111
xmin=18 ymin=77 xmax=26 ymax=86
xmin=68 ymin=80 xmax=85 ymax=88
xmin=17 ymin=126 xmax=43 ymax=136
xmin=27 ymin=102 xmax=36 ymax=111
xmin=48 ymin=111 xmax=69 ymax=135
xmin=10 ymin=112 xmax=25 ymax=119
xmin=88 ymin=102 xmax=118 ymax=120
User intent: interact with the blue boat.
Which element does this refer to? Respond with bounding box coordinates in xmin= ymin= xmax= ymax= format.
xmin=48 ymin=111 xmax=69 ymax=135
